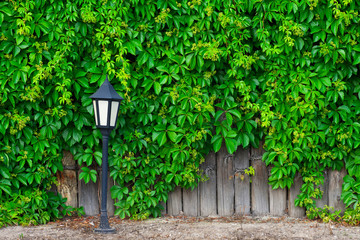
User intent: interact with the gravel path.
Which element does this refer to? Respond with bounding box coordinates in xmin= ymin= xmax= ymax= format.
xmin=1 ymin=215 xmax=360 ymax=239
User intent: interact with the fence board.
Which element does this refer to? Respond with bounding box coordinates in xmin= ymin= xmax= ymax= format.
xmin=199 ymin=151 xmax=217 ymax=216
xmin=160 ymin=201 xmax=167 ymax=215
xmin=251 ymin=143 xmax=269 ymax=215
xmin=329 ymin=168 xmax=346 ymax=212
xmin=288 ymin=172 xmax=305 ymax=217
xmin=316 ymin=169 xmax=329 ymax=209
xmin=234 ymin=147 xmax=251 ymax=215
xmin=167 ymin=187 xmax=182 ymax=215
xmin=62 ymin=151 xmax=76 ymax=168
xmin=217 ymin=145 xmax=235 ymax=216
xmin=269 ymin=186 xmax=287 ymax=216
xmin=99 ymin=171 xmax=115 ymax=217
xmin=57 ymin=170 xmax=78 ymax=207
xmin=183 ymin=187 xmax=199 ymax=216
xmin=79 ymin=168 xmax=99 ymax=216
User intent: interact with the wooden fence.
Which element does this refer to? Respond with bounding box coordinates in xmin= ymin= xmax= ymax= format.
xmin=57 ymin=145 xmax=346 ymax=217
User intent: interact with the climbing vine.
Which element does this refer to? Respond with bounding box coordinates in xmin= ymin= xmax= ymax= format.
xmin=1 ymin=0 xmax=360 ymax=225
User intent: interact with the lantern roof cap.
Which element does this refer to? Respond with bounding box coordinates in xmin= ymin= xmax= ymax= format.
xmin=89 ymin=76 xmax=124 ymax=101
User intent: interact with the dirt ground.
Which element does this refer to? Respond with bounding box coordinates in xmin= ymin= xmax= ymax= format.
xmin=1 ymin=215 xmax=360 ymax=240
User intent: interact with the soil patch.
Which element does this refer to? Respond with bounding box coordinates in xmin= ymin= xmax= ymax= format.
xmin=1 ymin=215 xmax=360 ymax=240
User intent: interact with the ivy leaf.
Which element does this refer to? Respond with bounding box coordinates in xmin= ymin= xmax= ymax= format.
xmin=154 ymin=82 xmax=161 ymax=95
xmin=90 ymin=170 xmax=97 ymax=183
xmin=337 ymin=49 xmax=346 ymax=59
xmin=165 ymin=173 xmax=175 ymax=183
xmin=157 ymin=132 xmax=167 ymax=146
xmin=317 ymin=132 xmax=326 ymax=142
xmin=80 ymin=24 xmax=87 ymax=37
xmin=111 ymin=185 xmax=122 ymax=200
xmin=138 ymin=51 xmax=149 ymax=65
xmin=241 ymin=133 xmax=250 ymax=148
xmin=94 ymin=151 xmax=102 ymax=165
xmin=353 ymin=54 xmax=360 ymax=65
xmin=321 ymin=77 xmax=331 ymax=87
xmin=294 ymin=38 xmax=304 ymax=50
xmin=225 ymin=138 xmax=237 ymax=154
xmin=168 ymin=131 xmax=177 ymax=142
xmin=185 ymin=53 xmax=194 ymax=66
xmin=155 ymin=32 xmax=163 ymax=44
xmin=156 ymin=65 xmax=168 ymax=72
xmin=62 ymin=128 xmax=71 ymax=141
xmin=72 ymin=128 xmax=82 ymax=142
xmin=338 ymin=105 xmax=351 ymax=113
xmin=152 ymin=131 xmax=161 ymax=142
xmin=211 ymin=134 xmax=222 ymax=153
xmin=14 ymin=46 xmax=21 ymax=57
xmin=0 ymin=168 xmax=10 ymax=178
xmin=79 ymin=167 xmax=90 ymax=183
xmin=228 ymin=109 xmax=241 ymax=119
xmin=0 ymin=7 xmax=12 ymax=16
xmin=0 ymin=12 xmax=3 ymax=25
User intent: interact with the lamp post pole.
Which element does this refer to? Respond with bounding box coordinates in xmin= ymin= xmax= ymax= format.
xmin=95 ymin=129 xmax=115 ymax=233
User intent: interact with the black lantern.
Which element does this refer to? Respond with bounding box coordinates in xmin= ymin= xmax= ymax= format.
xmin=90 ymin=76 xmax=124 ymax=130
xmin=90 ymin=76 xmax=123 ymax=234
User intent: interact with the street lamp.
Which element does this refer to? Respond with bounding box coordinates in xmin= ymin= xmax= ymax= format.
xmin=90 ymin=76 xmax=124 ymax=233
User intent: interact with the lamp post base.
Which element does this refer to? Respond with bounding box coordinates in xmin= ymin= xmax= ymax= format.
xmin=94 ymin=228 xmax=116 ymax=234
xmin=95 ymin=212 xmax=116 ymax=234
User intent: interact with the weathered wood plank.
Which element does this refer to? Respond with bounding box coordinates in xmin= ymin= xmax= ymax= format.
xmin=199 ymin=151 xmax=217 ymax=216
xmin=217 ymin=145 xmax=235 ymax=216
xmin=328 ymin=168 xmax=346 ymax=212
xmin=62 ymin=151 xmax=76 ymax=168
xmin=288 ymin=172 xmax=305 ymax=218
xmin=79 ymin=168 xmax=99 ymax=216
xmin=57 ymin=170 xmax=78 ymax=207
xmin=269 ymin=183 xmax=287 ymax=216
xmin=99 ymin=171 xmax=115 ymax=217
xmin=183 ymin=186 xmax=199 ymax=216
xmin=251 ymin=143 xmax=269 ymax=215
xmin=167 ymin=187 xmax=182 ymax=216
xmin=160 ymin=201 xmax=167 ymax=216
xmin=316 ymin=169 xmax=329 ymax=209
xmin=234 ymin=147 xmax=251 ymax=215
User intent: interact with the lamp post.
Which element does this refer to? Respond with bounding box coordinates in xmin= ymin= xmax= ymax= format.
xmin=90 ymin=76 xmax=123 ymax=234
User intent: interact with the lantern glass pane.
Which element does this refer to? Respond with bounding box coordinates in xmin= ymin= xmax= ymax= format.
xmin=110 ymin=101 xmax=119 ymax=127
xmin=93 ymin=100 xmax=99 ymax=125
xmin=98 ymin=100 xmax=109 ymax=126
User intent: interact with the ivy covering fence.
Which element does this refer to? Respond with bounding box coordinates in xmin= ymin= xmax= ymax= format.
xmin=1 ymin=0 xmax=360 ymax=226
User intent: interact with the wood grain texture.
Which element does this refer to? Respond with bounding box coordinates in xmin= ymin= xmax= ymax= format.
xmin=288 ymin=172 xmax=305 ymax=218
xmin=57 ymin=170 xmax=78 ymax=207
xmin=269 ymin=185 xmax=287 ymax=216
xmin=78 ymin=168 xmax=99 ymax=216
xmin=183 ymin=186 xmax=199 ymax=216
xmin=62 ymin=150 xmax=76 ymax=168
xmin=160 ymin=201 xmax=167 ymax=215
xmin=217 ymin=145 xmax=235 ymax=216
xmin=251 ymin=142 xmax=269 ymax=215
xmin=251 ymin=160 xmax=269 ymax=215
xmin=199 ymin=151 xmax=217 ymax=216
xmin=167 ymin=187 xmax=182 ymax=216
xmin=234 ymin=147 xmax=251 ymax=215
xmin=328 ymin=168 xmax=346 ymax=212
xmin=268 ymin=164 xmax=287 ymax=216
xmin=99 ymin=171 xmax=115 ymax=217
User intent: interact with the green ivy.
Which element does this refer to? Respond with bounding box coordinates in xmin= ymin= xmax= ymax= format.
xmin=1 ymin=0 xmax=360 ymax=224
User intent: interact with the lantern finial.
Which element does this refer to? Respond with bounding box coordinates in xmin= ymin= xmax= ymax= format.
xmin=89 ymin=76 xmax=124 ymax=101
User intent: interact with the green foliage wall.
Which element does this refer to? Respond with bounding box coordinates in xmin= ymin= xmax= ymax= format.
xmin=1 ymin=0 xmax=360 ymax=224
